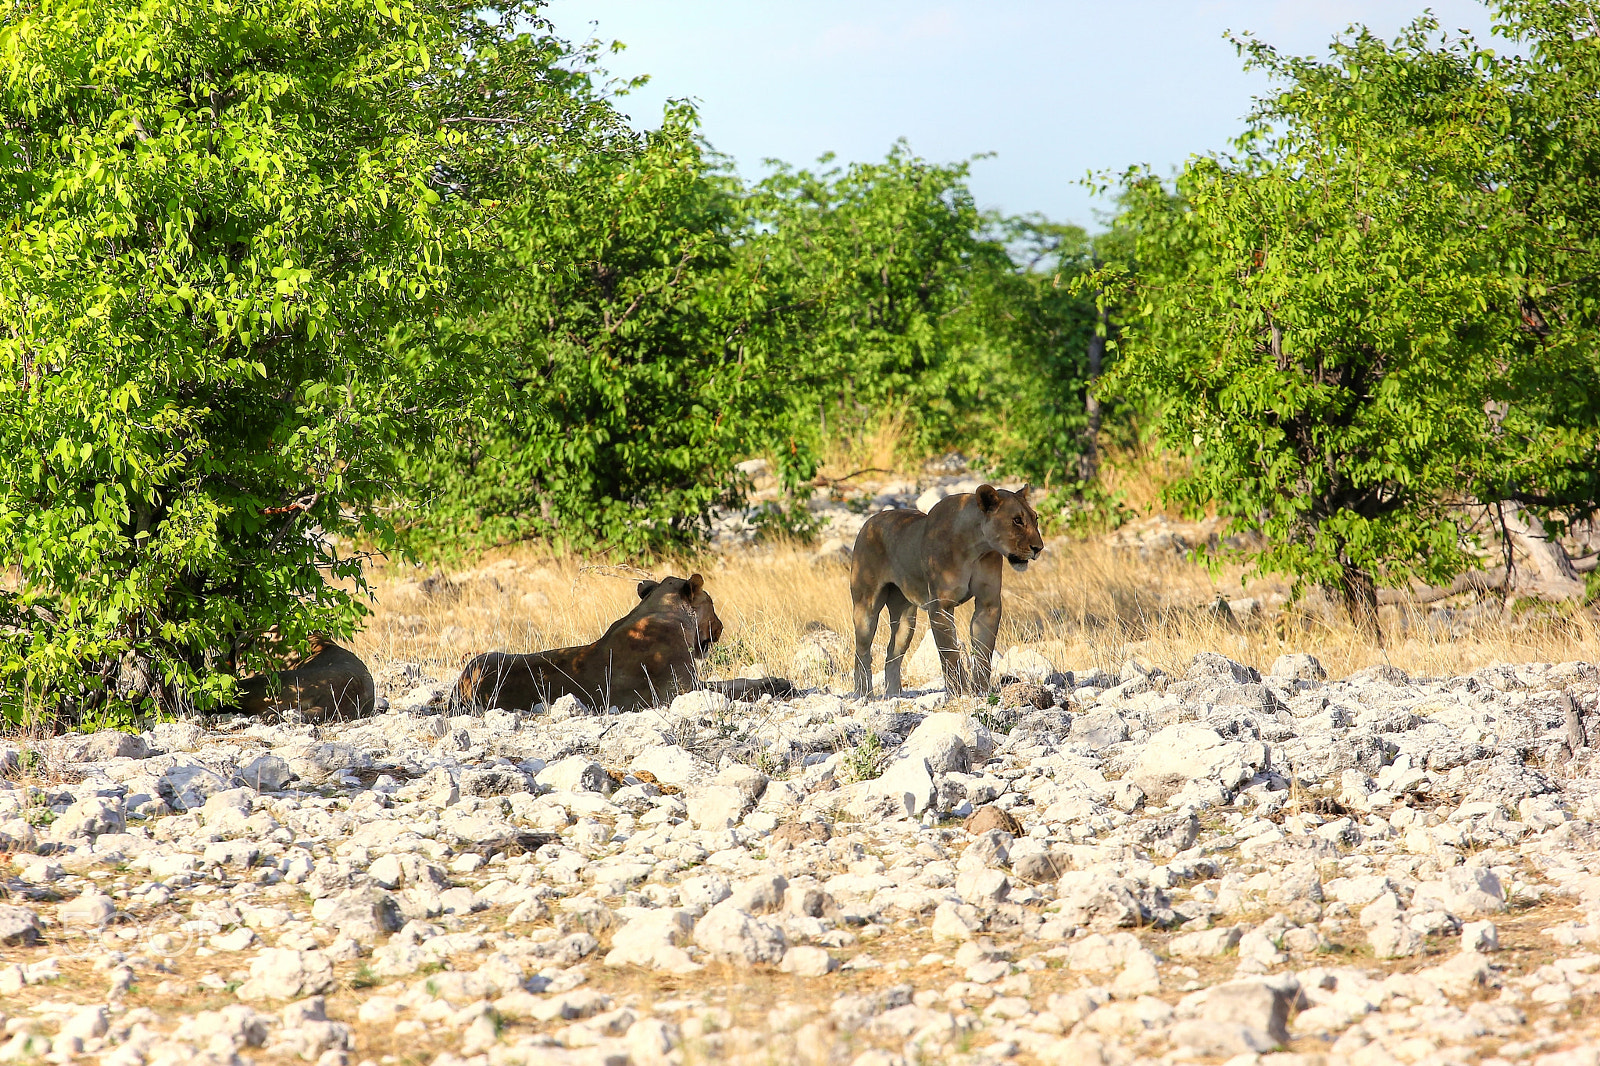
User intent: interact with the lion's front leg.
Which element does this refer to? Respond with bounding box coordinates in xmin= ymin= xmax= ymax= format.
xmin=969 ymin=599 xmax=1001 ymax=694
xmin=928 ymin=603 xmax=969 ymax=695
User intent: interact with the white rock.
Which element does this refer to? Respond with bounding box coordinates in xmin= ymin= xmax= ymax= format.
xmin=993 ymin=646 xmax=1055 ymax=683
xmin=904 ymin=712 xmax=995 ymax=763
xmin=58 ymin=1007 xmax=108 ymax=1042
xmin=61 ymin=731 xmax=149 ymax=761
xmin=629 ymin=745 xmax=707 ymax=789
xmin=902 ymin=730 xmax=970 ymax=774
xmin=679 ymin=872 xmax=733 ymax=912
xmin=535 ymin=756 xmax=609 ymax=794
xmin=779 ymin=946 xmax=838 ymax=977
xmin=867 ymin=755 xmax=935 ymax=818
xmin=1412 ymin=866 xmax=1506 ymax=917
xmin=670 ymin=690 xmax=733 ymax=719
xmin=239 ymin=755 xmax=294 ymax=791
xmin=955 ymin=867 xmax=1010 ymax=906
xmin=52 ymin=796 xmax=125 ymax=840
xmin=728 ymin=874 xmax=787 ymax=915
xmin=0 ymin=905 xmax=40 ymax=946
xmin=686 ymin=785 xmax=747 ymax=830
xmin=713 ymin=763 xmax=768 ymax=806
xmin=931 ymin=902 xmax=981 ymax=940
xmin=626 ymin=1018 xmax=682 ymax=1066
xmin=59 ymin=888 xmax=116 ymax=927
xmin=236 ymin=949 xmax=336 ymax=1001
xmin=1462 ymin=920 xmax=1500 ymax=952
xmin=1369 ymin=920 xmax=1424 ymax=959
xmin=1128 ymin=723 xmax=1265 ymax=803
xmin=1168 ymin=925 xmax=1243 ymax=958
xmin=547 ymin=692 xmax=590 ymax=721
xmin=693 ymin=902 xmax=786 ymax=963
xmin=604 ymin=909 xmax=700 ymax=974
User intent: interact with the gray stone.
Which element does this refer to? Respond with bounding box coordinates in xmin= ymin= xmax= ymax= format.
xmin=1069 ymin=710 xmax=1130 ymax=749
xmin=59 ymin=888 xmax=116 ymax=927
xmin=1110 ymin=780 xmax=1146 ymax=813
xmin=903 ymin=730 xmax=970 ymax=774
xmin=1369 ymin=920 xmax=1424 ymax=958
xmin=1168 ymin=925 xmax=1243 ymax=957
xmin=309 ymin=888 xmax=401 ymax=942
xmin=51 ymin=796 xmax=125 ymax=840
xmin=1462 ymin=920 xmax=1499 ymax=952
xmin=1127 ymin=811 xmax=1199 ymax=857
xmin=1412 ymin=866 xmax=1505 ymax=917
xmin=1187 ymin=652 xmax=1261 ymax=684
xmin=0 ymin=905 xmax=42 ymax=946
xmin=1191 ymin=978 xmax=1293 ymax=1046
xmin=282 ymin=742 xmax=367 ymax=783
xmin=903 ymin=712 xmax=995 ymax=763
xmin=678 ymin=872 xmax=733 ymax=912
xmin=239 ymin=755 xmax=294 ymax=791
xmin=1271 ymin=654 xmax=1327 ymax=682
xmin=459 ymin=767 xmax=531 ymax=797
xmin=62 ymin=731 xmax=149 ymax=761
xmin=712 ymin=763 xmax=769 ymax=806
xmin=955 ymin=867 xmax=1011 ymax=905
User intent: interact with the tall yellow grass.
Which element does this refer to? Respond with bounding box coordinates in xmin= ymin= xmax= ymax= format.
xmin=349 ymin=537 xmax=1600 ymax=690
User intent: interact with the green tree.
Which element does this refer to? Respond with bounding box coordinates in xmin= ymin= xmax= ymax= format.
xmin=975 ymin=215 xmax=1108 ymax=496
xmin=743 ymin=145 xmax=1006 ymax=460
xmin=1103 ymin=19 xmax=1529 ymax=634
xmin=403 ymin=108 xmax=819 ymax=556
xmin=0 ymin=0 xmax=618 ymax=722
xmin=1481 ymin=0 xmax=1600 ymax=526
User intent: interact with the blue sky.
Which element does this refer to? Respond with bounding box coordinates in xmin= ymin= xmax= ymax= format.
xmin=541 ymin=1 xmax=1501 ymax=230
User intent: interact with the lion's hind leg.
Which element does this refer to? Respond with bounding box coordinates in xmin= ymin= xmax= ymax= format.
xmin=882 ymin=586 xmax=917 ymax=696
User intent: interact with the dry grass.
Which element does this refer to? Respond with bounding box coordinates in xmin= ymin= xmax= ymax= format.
xmin=348 ymin=536 xmax=1600 ymax=690
xmin=814 ymin=404 xmax=917 ymax=482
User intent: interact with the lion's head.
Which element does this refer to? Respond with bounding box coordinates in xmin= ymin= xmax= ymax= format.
xmin=636 ymin=572 xmax=724 ymax=657
xmin=976 ymin=483 xmax=1044 ymax=573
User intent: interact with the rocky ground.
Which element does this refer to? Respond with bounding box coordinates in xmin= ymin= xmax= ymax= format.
xmin=5 ymin=650 xmax=1600 ymax=1066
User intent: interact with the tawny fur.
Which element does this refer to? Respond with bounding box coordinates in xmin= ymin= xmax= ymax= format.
xmin=451 ymin=573 xmax=793 ymax=712
xmin=851 ymin=484 xmax=1044 ymax=697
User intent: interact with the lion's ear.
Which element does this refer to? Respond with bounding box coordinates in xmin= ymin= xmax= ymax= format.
xmin=977 ymin=484 xmax=1002 ymax=513
xmin=687 ymin=573 xmax=705 ymax=595
xmin=637 ymin=580 xmax=660 ymax=600
xmin=1017 ymin=483 xmax=1032 ymax=505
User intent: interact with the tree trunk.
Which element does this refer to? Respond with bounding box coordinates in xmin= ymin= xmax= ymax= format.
xmin=1500 ymin=502 xmax=1587 ymax=601
xmin=1375 ymin=566 xmax=1510 ymax=605
xmin=1335 ymin=549 xmax=1383 ymax=646
xmin=1077 ymin=299 xmax=1106 ymax=484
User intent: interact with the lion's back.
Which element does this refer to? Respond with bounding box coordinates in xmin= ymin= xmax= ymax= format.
xmin=852 ymin=505 xmax=931 ymax=595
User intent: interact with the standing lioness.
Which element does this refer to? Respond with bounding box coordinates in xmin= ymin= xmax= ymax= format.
xmin=851 ymin=484 xmax=1043 ymax=697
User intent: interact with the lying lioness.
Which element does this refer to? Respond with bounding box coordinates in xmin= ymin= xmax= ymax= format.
xmin=451 ymin=574 xmax=794 ymax=713
xmin=851 ymin=484 xmax=1043 ymax=697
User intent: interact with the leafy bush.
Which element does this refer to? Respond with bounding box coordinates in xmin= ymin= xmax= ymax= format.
xmin=0 ymin=0 xmax=617 ymax=722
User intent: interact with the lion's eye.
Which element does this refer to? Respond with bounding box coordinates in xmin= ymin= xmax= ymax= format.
xmin=1014 ymin=516 xmax=1024 ymax=526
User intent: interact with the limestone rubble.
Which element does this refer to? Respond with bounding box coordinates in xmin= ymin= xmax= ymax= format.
xmin=4 ymin=652 xmax=1600 ymax=1065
